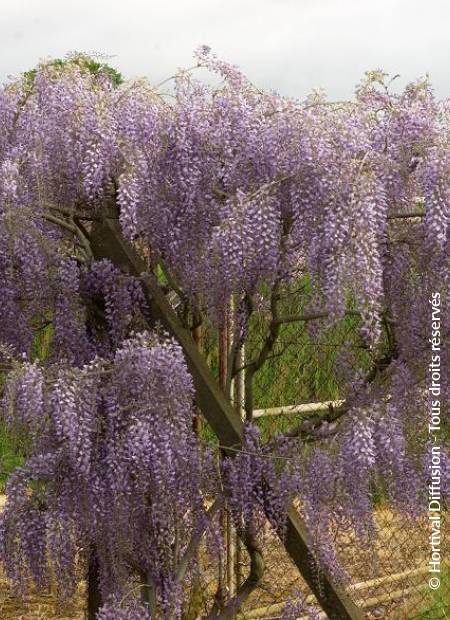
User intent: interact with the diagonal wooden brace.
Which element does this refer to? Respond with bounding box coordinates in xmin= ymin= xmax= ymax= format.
xmin=90 ymin=214 xmax=363 ymax=620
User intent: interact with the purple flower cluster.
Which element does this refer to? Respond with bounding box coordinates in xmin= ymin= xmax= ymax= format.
xmin=0 ymin=333 xmax=213 ymax=612
xmin=0 ymin=52 xmax=447 ymax=616
xmin=83 ymin=259 xmax=147 ymax=348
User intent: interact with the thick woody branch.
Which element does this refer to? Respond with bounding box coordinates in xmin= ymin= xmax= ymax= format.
xmin=175 ymin=498 xmax=223 ymax=583
xmin=42 ymin=213 xmax=78 ymax=234
xmin=387 ymin=210 xmax=425 ymax=219
xmin=274 ymin=309 xmax=361 ymax=326
xmin=272 ymin=343 xmax=398 ymax=444
xmin=243 ymin=289 xmax=281 ymax=421
xmin=206 ymin=524 xmax=264 ymax=620
xmin=44 ymin=203 xmax=99 ymax=220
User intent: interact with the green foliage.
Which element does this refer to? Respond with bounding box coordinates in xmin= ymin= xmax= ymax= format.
xmin=31 ymin=320 xmax=53 ymax=362
xmin=251 ymin=313 xmax=370 ymax=409
xmin=0 ymin=424 xmax=24 ymax=493
xmin=23 ymin=53 xmax=123 ymax=91
xmin=408 ymin=567 xmax=450 ymax=619
xmin=0 ymin=321 xmax=53 ymax=492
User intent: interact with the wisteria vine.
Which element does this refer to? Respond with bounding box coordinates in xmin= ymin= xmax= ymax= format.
xmin=0 ymin=51 xmax=448 ymax=619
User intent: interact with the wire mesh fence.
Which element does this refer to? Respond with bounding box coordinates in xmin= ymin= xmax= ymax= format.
xmin=0 ymin=285 xmax=448 ymax=620
xmin=232 ymin=508 xmax=449 ymax=619
xmin=194 ymin=292 xmax=450 ymax=620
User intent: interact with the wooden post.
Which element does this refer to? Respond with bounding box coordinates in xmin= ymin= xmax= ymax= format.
xmin=218 ymin=318 xmax=229 ymax=603
xmin=221 ymin=311 xmax=237 ymax=599
xmin=233 ymin=345 xmax=245 ymax=588
xmin=87 ymin=547 xmax=102 ymax=620
xmin=90 ymin=213 xmax=364 ymax=620
xmin=192 ymin=324 xmax=203 ymax=438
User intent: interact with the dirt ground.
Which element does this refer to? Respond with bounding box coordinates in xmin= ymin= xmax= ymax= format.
xmin=0 ymin=577 xmax=85 ymax=620
xmin=0 ymin=495 xmax=84 ymax=619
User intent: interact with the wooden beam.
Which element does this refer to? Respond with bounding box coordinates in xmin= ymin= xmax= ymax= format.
xmin=90 ymin=213 xmax=364 ymax=620
xmin=89 ymin=215 xmax=242 ymax=450
xmin=241 ymin=567 xmax=428 ymax=619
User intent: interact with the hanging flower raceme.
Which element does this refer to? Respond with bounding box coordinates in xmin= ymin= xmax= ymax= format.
xmin=0 ymin=52 xmax=446 ymax=343
xmin=0 ymin=332 xmax=216 ymax=613
xmin=0 ymin=51 xmax=448 ymax=618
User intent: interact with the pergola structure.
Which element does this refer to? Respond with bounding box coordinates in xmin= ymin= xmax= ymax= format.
xmin=89 ymin=206 xmax=364 ymax=620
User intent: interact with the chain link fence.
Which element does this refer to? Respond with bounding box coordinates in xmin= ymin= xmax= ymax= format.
xmin=0 ymin=290 xmax=448 ymax=620
xmin=195 ymin=289 xmax=449 ymax=620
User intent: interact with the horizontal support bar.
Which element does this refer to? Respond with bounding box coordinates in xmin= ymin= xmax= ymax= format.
xmin=254 ymin=400 xmax=345 ymax=418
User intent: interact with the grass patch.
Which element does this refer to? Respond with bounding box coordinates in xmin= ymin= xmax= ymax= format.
xmin=411 ymin=567 xmax=450 ymax=619
xmin=0 ymin=424 xmax=24 ymax=493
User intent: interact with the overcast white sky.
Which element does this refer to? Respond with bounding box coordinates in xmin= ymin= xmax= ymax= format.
xmin=1 ymin=0 xmax=450 ymax=100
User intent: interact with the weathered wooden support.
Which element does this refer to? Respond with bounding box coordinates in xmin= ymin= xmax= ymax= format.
xmin=90 ymin=212 xmax=364 ymax=620
xmin=87 ymin=547 xmax=102 ymax=620
xmin=241 ymin=567 xmax=429 ymax=619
